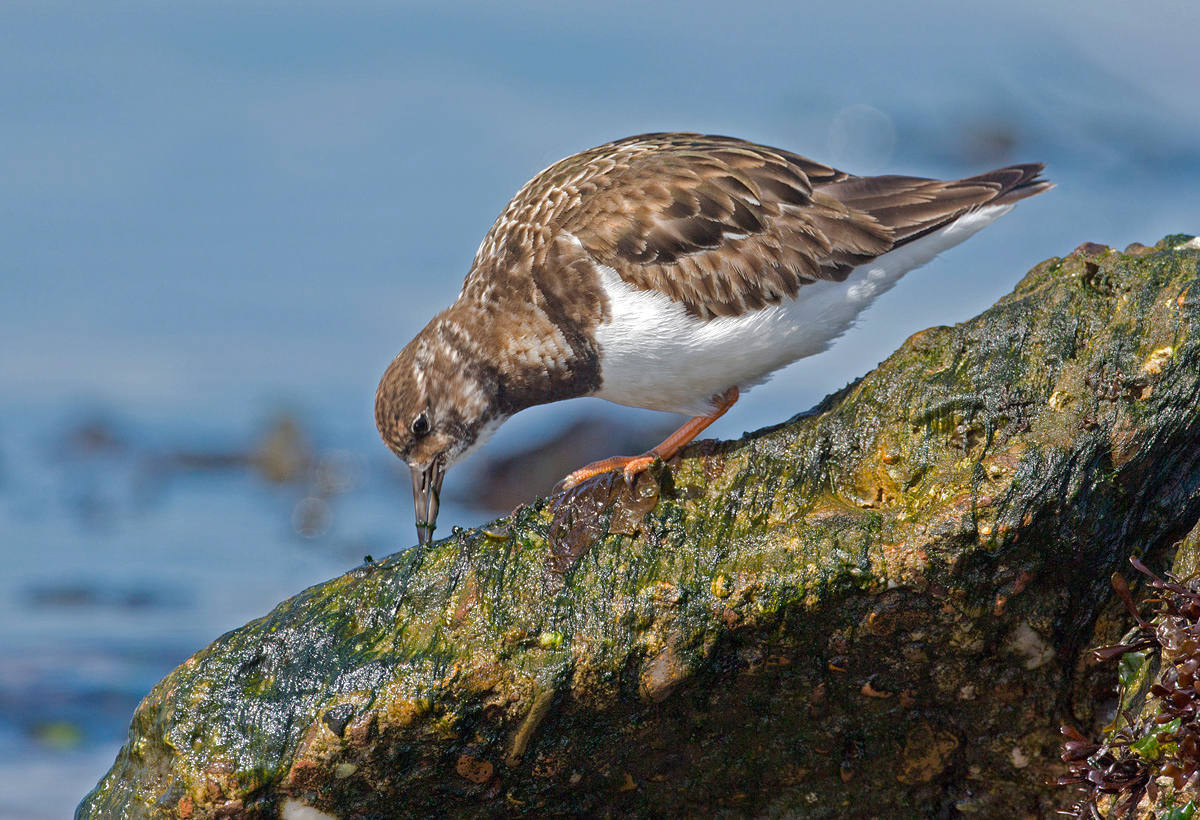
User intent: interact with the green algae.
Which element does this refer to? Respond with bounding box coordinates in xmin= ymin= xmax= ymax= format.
xmin=79 ymin=237 xmax=1200 ymax=819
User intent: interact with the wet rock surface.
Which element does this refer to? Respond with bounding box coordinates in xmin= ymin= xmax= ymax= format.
xmin=78 ymin=236 xmax=1200 ymax=819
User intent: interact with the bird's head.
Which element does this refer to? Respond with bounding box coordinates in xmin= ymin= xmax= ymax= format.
xmin=375 ymin=323 xmax=499 ymax=544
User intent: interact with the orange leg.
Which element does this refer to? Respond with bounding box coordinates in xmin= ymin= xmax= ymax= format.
xmin=561 ymin=386 xmax=740 ymax=489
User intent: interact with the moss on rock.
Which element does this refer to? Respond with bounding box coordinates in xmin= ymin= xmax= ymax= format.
xmin=79 ymin=236 xmax=1200 ymax=819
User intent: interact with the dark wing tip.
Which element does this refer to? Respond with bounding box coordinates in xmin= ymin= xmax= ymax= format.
xmin=973 ymin=162 xmax=1054 ymax=206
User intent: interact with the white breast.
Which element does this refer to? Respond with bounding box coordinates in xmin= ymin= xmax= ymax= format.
xmin=590 ymin=204 xmax=1014 ymax=416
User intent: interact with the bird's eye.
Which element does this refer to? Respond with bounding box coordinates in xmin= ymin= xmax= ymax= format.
xmin=410 ymin=413 xmax=430 ymax=437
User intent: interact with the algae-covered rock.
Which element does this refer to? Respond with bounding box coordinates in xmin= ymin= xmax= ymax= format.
xmin=79 ymin=236 xmax=1200 ymax=819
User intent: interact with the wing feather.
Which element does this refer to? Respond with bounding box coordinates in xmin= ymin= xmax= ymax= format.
xmin=462 ymin=133 xmax=1049 ymax=320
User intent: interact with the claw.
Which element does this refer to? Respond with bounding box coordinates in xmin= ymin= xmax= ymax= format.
xmin=621 ymin=456 xmax=655 ymax=486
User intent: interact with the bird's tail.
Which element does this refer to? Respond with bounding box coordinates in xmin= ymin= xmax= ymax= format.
xmin=821 ymin=163 xmax=1053 ymax=248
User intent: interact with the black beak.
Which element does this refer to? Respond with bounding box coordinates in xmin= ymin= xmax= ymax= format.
xmin=411 ymin=459 xmax=446 ymax=545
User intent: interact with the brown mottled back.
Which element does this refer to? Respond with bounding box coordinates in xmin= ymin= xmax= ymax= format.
xmin=463 ymin=133 xmax=1050 ymax=319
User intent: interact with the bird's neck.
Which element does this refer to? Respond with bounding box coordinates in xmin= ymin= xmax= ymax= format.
xmin=440 ymin=294 xmax=602 ymax=418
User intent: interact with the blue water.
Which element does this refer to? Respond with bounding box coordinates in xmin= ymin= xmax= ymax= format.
xmin=2 ymin=2 xmax=1199 ymax=816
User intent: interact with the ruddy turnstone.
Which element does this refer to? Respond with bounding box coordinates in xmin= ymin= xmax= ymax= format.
xmin=376 ymin=133 xmax=1050 ymax=543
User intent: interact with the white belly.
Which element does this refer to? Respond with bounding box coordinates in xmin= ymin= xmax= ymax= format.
xmin=591 ymin=204 xmax=1013 ymax=416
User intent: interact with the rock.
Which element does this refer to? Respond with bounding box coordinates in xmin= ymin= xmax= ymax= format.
xmin=78 ymin=236 xmax=1200 ymax=819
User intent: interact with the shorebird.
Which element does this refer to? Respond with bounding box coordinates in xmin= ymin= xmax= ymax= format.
xmin=376 ymin=133 xmax=1050 ymax=544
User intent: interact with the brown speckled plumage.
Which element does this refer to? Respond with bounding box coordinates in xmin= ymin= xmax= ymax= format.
xmin=376 ymin=132 xmax=1051 ymax=543
xmin=466 ymin=133 xmax=1049 ymax=319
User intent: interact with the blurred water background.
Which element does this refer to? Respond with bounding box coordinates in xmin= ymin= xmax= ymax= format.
xmin=1 ymin=1 xmax=1198 ymax=816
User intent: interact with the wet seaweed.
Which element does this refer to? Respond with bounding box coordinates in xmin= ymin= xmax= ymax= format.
xmin=1060 ymin=557 xmax=1200 ymax=818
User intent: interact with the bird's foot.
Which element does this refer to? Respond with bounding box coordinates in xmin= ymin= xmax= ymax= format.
xmin=558 ymin=453 xmax=658 ymax=492
xmin=557 ymin=387 xmax=740 ymax=494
